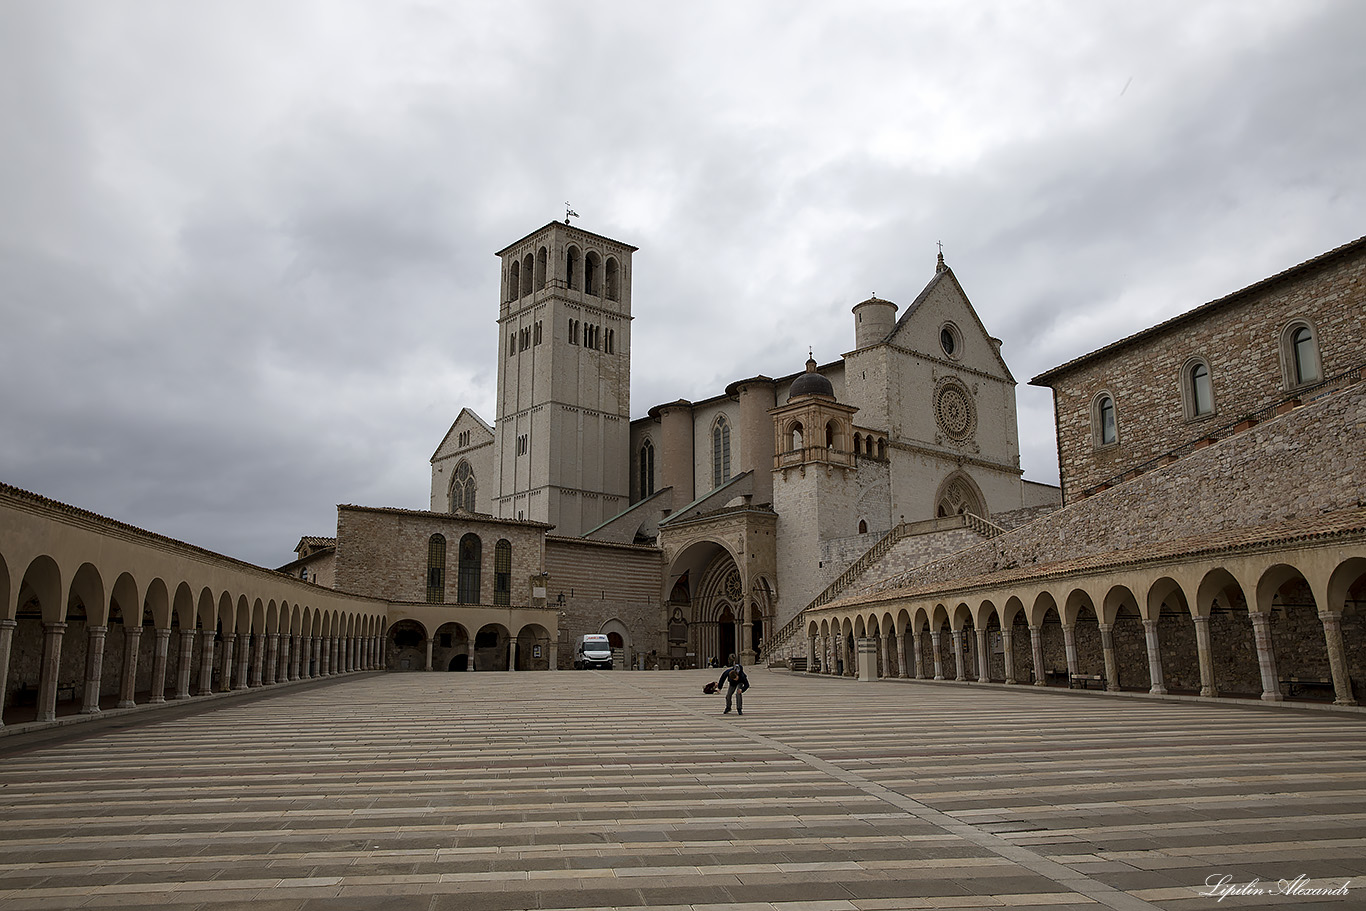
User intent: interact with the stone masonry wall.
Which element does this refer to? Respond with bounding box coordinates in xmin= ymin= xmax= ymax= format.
xmin=888 ymin=380 xmax=1366 ymax=589
xmin=1045 ymin=241 xmax=1365 ymax=501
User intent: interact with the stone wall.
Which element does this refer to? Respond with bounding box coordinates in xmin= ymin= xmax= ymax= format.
xmin=334 ymin=505 xmax=548 ymax=606
xmin=1040 ymin=239 xmax=1365 ymax=501
xmin=545 ymin=536 xmax=665 ymax=669
xmin=886 ymin=380 xmax=1366 ymax=590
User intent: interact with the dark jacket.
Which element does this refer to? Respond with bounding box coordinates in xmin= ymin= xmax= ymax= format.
xmin=718 ymin=665 xmax=750 ymax=692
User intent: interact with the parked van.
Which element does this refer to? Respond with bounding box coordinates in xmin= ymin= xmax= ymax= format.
xmin=574 ymin=634 xmax=614 ymax=670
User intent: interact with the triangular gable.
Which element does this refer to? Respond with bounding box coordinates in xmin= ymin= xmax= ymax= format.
xmin=884 ymin=265 xmax=1015 ymax=383
xmin=430 ymin=407 xmax=494 ymax=462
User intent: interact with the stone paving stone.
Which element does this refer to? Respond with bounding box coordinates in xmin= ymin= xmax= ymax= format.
xmin=1 ymin=668 xmax=1365 ymax=910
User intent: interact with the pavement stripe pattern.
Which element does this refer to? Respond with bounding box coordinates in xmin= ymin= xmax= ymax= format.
xmin=0 ymin=668 xmax=1361 ymax=910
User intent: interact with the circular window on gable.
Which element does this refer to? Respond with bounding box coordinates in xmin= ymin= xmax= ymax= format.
xmin=940 ymin=324 xmax=960 ymax=358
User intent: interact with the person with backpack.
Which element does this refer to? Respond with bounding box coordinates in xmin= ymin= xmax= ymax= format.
xmin=716 ymin=661 xmax=750 ymax=715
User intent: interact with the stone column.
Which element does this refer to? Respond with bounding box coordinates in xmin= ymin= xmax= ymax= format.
xmin=38 ymin=621 xmax=68 ymax=723
xmin=897 ymin=632 xmax=909 ymax=678
xmin=1061 ymin=624 xmax=1078 ymax=677
xmin=81 ymin=625 xmax=108 ymax=714
xmin=930 ymin=631 xmax=944 ymax=680
xmin=1320 ymin=612 xmax=1358 ymax=706
xmin=219 ymin=635 xmax=235 ymax=691
xmin=266 ymin=634 xmax=280 ymax=684
xmin=118 ymin=626 xmax=142 ymax=708
xmin=1098 ymin=623 xmax=1119 ymax=692
xmin=817 ymin=634 xmax=827 ymax=673
xmin=291 ymin=635 xmax=303 ymax=679
xmin=878 ymin=633 xmax=890 ymax=678
xmin=911 ymin=629 xmax=923 ymax=679
xmin=845 ymin=638 xmax=856 ymax=677
xmin=1248 ymin=612 xmax=1282 ymax=702
xmin=199 ymin=634 xmax=216 ymax=695
xmin=807 ymin=634 xmax=816 ymax=672
xmin=1003 ymin=628 xmax=1016 ymax=685
xmin=975 ymin=628 xmax=989 ymax=683
xmin=1029 ymin=625 xmax=1045 ymax=685
xmin=251 ymin=632 xmax=266 ymax=686
xmin=311 ymin=637 xmax=323 ymax=677
xmin=425 ymin=636 xmax=434 ymax=672
xmin=466 ymin=639 xmax=475 ymax=672
xmin=235 ymin=634 xmax=251 ymax=690
xmin=951 ymin=630 xmax=966 ymax=681
xmin=175 ymin=630 xmax=196 ymax=699
xmin=1142 ymin=619 xmax=1167 ymax=695
xmin=508 ymin=638 xmax=517 ymax=672
xmin=0 ymin=619 xmax=15 ymax=726
xmin=150 ymin=628 xmax=171 ymax=703
xmin=1193 ymin=615 xmax=1217 ymax=697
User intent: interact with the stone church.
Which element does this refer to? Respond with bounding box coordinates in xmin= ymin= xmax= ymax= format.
xmin=425 ymin=220 xmax=1058 ymax=668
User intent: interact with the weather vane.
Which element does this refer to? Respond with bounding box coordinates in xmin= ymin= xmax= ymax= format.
xmin=565 ymin=202 xmax=579 ymax=225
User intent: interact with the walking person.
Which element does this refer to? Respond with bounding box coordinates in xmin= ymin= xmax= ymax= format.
xmin=717 ymin=661 xmax=749 ymax=715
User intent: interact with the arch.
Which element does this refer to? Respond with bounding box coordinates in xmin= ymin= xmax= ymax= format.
xmin=508 ymin=260 xmax=520 ymax=300
xmin=426 ymin=534 xmax=447 ymax=603
xmin=458 ymin=533 xmax=482 ymax=604
xmin=449 ymin=459 xmax=476 ymax=513
xmin=935 ymin=471 xmax=986 ymax=519
xmin=1093 ymin=392 xmax=1118 ymax=447
xmin=535 ymin=246 xmax=548 ymax=289
xmin=493 ymin=539 xmax=512 ymax=606
xmin=605 ymin=256 xmax=619 ymax=301
xmin=1182 ymin=357 xmax=1215 ymax=419
xmin=474 ymin=623 xmax=510 ymax=671
xmin=876 ymin=438 xmax=887 ymax=459
xmin=565 ymin=245 xmax=580 ymax=291
xmin=521 ymin=253 xmax=534 ymax=297
xmin=516 ymin=623 xmax=552 ymax=670
xmin=711 ymin=415 xmax=732 ymax=488
xmin=1281 ymin=319 xmax=1321 ymax=388
xmin=70 ymin=562 xmax=106 ymax=626
xmin=584 ymin=250 xmax=601 ymax=296
xmin=639 ymin=438 xmax=655 ymax=498
xmin=825 ymin=420 xmax=837 ymax=450
xmin=387 ymin=619 xmax=429 ymax=671
xmin=858 ymin=519 xmax=868 ymax=535
xmin=789 ymin=420 xmax=804 ymax=452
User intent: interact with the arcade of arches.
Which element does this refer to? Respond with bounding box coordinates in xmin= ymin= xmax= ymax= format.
xmin=662 ymin=535 xmax=775 ymax=669
xmin=806 ymin=519 xmax=1366 ymax=706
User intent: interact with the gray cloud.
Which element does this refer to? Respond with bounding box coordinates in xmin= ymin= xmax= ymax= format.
xmin=3 ymin=0 xmax=1363 ymax=566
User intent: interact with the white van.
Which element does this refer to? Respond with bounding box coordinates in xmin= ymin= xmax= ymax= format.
xmin=574 ymin=634 xmax=614 ymax=670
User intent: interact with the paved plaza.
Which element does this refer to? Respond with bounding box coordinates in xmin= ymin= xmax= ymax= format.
xmin=0 ymin=670 xmax=1362 ymax=911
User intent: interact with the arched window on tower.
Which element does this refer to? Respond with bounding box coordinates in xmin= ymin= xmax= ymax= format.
xmin=458 ymin=533 xmax=482 ymax=604
xmin=508 ymin=260 xmax=520 ymax=300
xmin=494 ymin=539 xmax=512 ymax=606
xmin=566 ymin=246 xmax=580 ymax=291
xmin=639 ymin=439 xmax=655 ymax=497
xmin=853 ymin=433 xmax=862 ymax=457
xmin=521 ymin=253 xmax=534 ymax=296
xmin=535 ymin=247 xmax=548 ymax=289
xmin=425 ymin=534 xmax=446 ymax=603
xmin=605 ymin=257 xmax=619 ymax=300
xmin=825 ymin=421 xmax=836 ymax=449
xmin=712 ymin=416 xmax=732 ymax=489
xmin=585 ymin=251 xmax=600 ymax=296
xmin=790 ymin=421 xmax=804 ymax=452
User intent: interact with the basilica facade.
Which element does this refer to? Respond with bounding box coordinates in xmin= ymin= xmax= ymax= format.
xmin=426 ymin=221 xmax=1057 ymax=668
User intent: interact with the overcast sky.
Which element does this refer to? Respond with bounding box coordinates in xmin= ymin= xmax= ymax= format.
xmin=3 ymin=1 xmax=1363 ymax=568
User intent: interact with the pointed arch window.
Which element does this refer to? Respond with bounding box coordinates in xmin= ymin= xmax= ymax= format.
xmin=639 ymin=439 xmax=655 ymax=497
xmin=458 ymin=533 xmax=482 ymax=604
xmin=712 ymin=416 xmax=732 ymax=488
xmin=450 ymin=460 xmax=476 ymax=513
xmin=425 ymin=534 xmax=446 ymax=603
xmin=494 ymin=539 xmax=512 ymax=606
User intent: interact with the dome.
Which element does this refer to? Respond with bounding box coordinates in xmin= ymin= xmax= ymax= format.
xmin=788 ymin=357 xmax=834 ymax=401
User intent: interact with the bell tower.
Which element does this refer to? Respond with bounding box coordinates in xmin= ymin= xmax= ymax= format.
xmin=492 ymin=222 xmax=637 ymax=536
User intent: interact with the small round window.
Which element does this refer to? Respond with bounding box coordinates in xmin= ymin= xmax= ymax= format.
xmin=940 ymin=325 xmax=958 ymax=357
